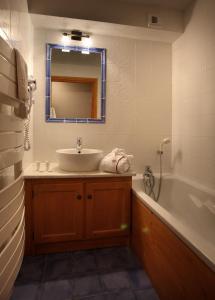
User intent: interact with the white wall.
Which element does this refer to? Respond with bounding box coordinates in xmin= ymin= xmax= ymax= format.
xmin=172 ymin=0 xmax=215 ymax=190
xmin=34 ymin=28 xmax=172 ymax=173
xmin=0 ymin=0 xmax=34 ymax=168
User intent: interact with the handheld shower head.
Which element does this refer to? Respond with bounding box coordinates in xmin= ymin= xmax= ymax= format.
xmin=162 ymin=137 xmax=171 ymax=145
xmin=158 ymin=137 xmax=171 ymax=153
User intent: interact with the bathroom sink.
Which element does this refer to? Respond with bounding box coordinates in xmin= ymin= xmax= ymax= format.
xmin=56 ymin=148 xmax=103 ymax=172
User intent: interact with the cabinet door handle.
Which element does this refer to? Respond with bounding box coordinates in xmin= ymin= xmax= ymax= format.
xmin=87 ymin=194 xmax=92 ymax=200
xmin=120 ymin=223 xmax=128 ymax=230
xmin=77 ymin=194 xmax=82 ymax=200
xmin=142 ymin=227 xmax=149 ymax=234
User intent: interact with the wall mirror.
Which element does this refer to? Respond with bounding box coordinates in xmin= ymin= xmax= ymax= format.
xmin=46 ymin=44 xmax=106 ymax=123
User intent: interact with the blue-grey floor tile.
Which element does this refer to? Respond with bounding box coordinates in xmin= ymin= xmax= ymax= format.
xmin=95 ymin=247 xmax=140 ymax=272
xmin=128 ymin=269 xmax=152 ymax=289
xmin=44 ymin=254 xmax=73 ymax=281
xmin=11 ymin=283 xmax=40 ymax=300
xmin=16 ymin=256 xmax=45 ymax=284
xmin=93 ymin=247 xmax=117 ymax=255
xmin=114 ymin=247 xmax=141 ymax=269
xmin=78 ymin=294 xmax=107 ymax=300
xmin=73 ymin=275 xmax=103 ymax=297
xmin=106 ymin=289 xmax=136 ymax=300
xmin=40 ymin=280 xmax=72 ymax=300
xmin=12 ymin=248 xmax=159 ymax=300
xmin=134 ymin=288 xmax=160 ymax=300
xmin=101 ymin=271 xmax=131 ymax=290
xmin=46 ymin=251 xmax=71 ymax=262
xmin=71 ymin=251 xmax=97 ymax=275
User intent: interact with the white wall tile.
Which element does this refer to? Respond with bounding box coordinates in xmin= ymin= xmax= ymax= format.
xmin=33 ymin=28 xmax=172 ymax=173
xmin=172 ymin=0 xmax=215 ymax=190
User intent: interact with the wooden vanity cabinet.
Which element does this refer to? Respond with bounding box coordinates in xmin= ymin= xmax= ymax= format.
xmin=25 ymin=177 xmax=131 ymax=255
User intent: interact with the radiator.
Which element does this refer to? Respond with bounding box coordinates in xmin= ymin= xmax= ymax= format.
xmin=0 ymin=36 xmax=25 ymax=300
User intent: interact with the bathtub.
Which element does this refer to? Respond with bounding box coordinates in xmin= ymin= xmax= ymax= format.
xmin=132 ymin=174 xmax=215 ymax=271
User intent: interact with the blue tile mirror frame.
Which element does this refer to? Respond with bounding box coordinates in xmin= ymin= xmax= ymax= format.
xmin=45 ymin=43 xmax=106 ymax=123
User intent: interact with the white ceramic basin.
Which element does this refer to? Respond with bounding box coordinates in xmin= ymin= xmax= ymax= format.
xmin=56 ymin=148 xmax=103 ymax=172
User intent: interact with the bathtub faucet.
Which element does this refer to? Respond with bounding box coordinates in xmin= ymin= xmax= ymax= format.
xmin=143 ymin=166 xmax=156 ymax=199
xmin=144 ymin=166 xmax=153 ymax=178
xmin=76 ymin=137 xmax=82 ymax=153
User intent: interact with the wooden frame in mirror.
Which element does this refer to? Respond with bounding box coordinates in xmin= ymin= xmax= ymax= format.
xmin=45 ymin=44 xmax=106 ymax=123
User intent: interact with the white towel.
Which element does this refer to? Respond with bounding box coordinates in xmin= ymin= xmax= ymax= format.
xmin=100 ymin=148 xmax=133 ymax=174
xmin=15 ymin=49 xmax=29 ymax=118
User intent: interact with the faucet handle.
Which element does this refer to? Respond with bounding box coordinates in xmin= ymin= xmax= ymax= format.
xmin=76 ymin=137 xmax=83 ymax=153
xmin=145 ymin=165 xmax=151 ymax=172
xmin=77 ymin=137 xmax=82 ymax=147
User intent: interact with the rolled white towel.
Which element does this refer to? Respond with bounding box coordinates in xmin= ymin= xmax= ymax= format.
xmin=100 ymin=158 xmax=116 ymax=173
xmin=100 ymin=149 xmax=133 ymax=174
xmin=117 ymin=155 xmax=134 ymax=173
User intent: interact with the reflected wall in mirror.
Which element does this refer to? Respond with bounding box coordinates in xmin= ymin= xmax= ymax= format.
xmin=46 ymin=44 xmax=106 ymax=123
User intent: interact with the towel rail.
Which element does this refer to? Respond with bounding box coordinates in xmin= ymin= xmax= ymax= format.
xmin=0 ymin=35 xmax=26 ymax=300
xmin=0 ymin=54 xmax=16 ymax=83
xmin=0 ymin=147 xmax=23 ymax=171
xmin=0 ymin=212 xmax=24 ymax=275
xmin=0 ymin=221 xmax=24 ymax=286
xmin=0 ymin=183 xmax=24 ymax=228
xmin=0 ymin=225 xmax=24 ymax=299
xmin=0 ymin=113 xmax=24 ymax=132
xmin=0 ymin=245 xmax=24 ymax=300
xmin=0 ymin=173 xmax=23 ymax=209
xmin=0 ymin=75 xmax=17 ymax=99
xmin=0 ymin=91 xmax=24 ymax=109
xmin=0 ymin=202 xmax=24 ymax=250
xmin=0 ymin=38 xmax=15 ymax=65
xmin=0 ymin=132 xmax=23 ymax=151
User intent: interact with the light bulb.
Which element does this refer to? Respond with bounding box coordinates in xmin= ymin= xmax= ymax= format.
xmin=61 ymin=33 xmax=70 ymax=45
xmin=82 ymin=37 xmax=92 ymax=48
xmin=81 ymin=49 xmax=90 ymax=55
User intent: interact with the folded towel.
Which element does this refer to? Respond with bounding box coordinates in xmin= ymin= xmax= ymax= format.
xmin=14 ymin=49 xmax=29 ymax=118
xmin=100 ymin=148 xmax=133 ymax=174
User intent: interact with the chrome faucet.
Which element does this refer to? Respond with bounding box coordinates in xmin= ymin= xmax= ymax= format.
xmin=76 ymin=137 xmax=82 ymax=153
xmin=143 ymin=166 xmax=156 ymax=199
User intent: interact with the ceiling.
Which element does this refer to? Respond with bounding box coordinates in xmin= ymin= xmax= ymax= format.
xmin=28 ymin=0 xmax=195 ymax=37
xmin=27 ymin=0 xmax=194 ymax=16
xmin=116 ymin=0 xmax=193 ymax=11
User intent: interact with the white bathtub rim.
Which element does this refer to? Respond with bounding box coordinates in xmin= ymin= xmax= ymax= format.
xmin=132 ymin=175 xmax=215 ymax=272
xmin=135 ymin=173 xmax=215 ymax=197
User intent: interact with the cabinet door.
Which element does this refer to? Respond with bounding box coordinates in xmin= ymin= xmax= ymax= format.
xmin=85 ymin=181 xmax=131 ymax=239
xmin=32 ymin=182 xmax=84 ymax=243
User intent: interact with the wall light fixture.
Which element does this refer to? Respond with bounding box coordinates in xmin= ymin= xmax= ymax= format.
xmin=62 ymin=30 xmax=90 ymax=41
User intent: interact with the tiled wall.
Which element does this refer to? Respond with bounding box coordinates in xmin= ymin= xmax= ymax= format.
xmin=172 ymin=0 xmax=215 ymax=189
xmin=33 ymin=28 xmax=172 ymax=173
xmin=0 ymin=0 xmax=34 ymax=167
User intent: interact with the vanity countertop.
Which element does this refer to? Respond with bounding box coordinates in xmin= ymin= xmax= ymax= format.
xmin=24 ymin=163 xmax=136 ymax=179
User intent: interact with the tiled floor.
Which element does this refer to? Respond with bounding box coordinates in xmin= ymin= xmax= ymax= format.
xmin=11 ymin=247 xmax=159 ymax=300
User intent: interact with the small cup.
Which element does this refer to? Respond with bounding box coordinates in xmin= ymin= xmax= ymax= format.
xmin=45 ymin=161 xmax=50 ymax=172
xmin=35 ymin=161 xmax=40 ymax=172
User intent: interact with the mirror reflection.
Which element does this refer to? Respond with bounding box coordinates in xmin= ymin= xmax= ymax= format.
xmin=46 ymin=44 xmax=106 ymax=123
